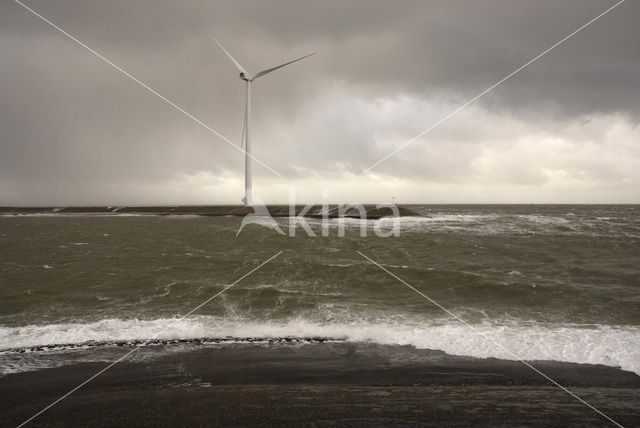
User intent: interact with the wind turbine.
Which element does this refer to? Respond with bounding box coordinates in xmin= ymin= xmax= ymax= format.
xmin=213 ymin=37 xmax=315 ymax=206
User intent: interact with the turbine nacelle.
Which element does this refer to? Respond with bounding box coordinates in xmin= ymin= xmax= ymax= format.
xmin=239 ymin=72 xmax=252 ymax=82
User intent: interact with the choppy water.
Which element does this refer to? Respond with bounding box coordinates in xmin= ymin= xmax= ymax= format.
xmin=1 ymin=205 xmax=639 ymax=374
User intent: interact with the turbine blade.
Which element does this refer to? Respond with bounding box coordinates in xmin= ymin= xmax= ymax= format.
xmin=212 ymin=36 xmax=251 ymax=78
xmin=253 ymin=52 xmax=316 ymax=80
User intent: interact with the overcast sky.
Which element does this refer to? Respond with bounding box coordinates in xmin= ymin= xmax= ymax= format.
xmin=1 ymin=0 xmax=638 ymax=205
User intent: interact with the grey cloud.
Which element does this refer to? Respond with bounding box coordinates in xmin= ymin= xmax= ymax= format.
xmin=1 ymin=0 xmax=638 ymax=204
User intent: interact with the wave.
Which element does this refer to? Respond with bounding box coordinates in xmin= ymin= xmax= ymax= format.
xmin=0 ymin=213 xmax=159 ymax=217
xmin=4 ymin=210 xmax=639 ymax=238
xmin=1 ymin=316 xmax=638 ymax=375
xmin=380 ymin=214 xmax=640 ymax=237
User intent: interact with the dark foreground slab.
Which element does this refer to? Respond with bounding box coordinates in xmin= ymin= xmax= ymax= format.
xmin=0 ymin=205 xmax=420 ymax=219
xmin=1 ymin=343 xmax=639 ymax=427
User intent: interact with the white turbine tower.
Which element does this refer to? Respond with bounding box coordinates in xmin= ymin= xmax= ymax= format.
xmin=213 ymin=37 xmax=315 ymax=206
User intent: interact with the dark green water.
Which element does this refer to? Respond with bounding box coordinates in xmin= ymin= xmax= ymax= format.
xmin=1 ymin=205 xmax=639 ymax=374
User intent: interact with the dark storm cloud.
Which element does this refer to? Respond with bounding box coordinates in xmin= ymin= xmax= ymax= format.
xmin=0 ymin=0 xmax=638 ymax=204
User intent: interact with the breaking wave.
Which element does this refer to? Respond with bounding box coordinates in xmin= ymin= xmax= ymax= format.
xmin=1 ymin=316 xmax=638 ymax=375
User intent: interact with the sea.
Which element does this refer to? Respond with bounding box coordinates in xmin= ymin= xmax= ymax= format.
xmin=1 ymin=205 xmax=639 ymax=376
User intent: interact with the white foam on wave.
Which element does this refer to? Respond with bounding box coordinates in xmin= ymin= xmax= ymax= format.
xmin=0 ymin=213 xmax=158 ymax=218
xmin=1 ymin=317 xmax=638 ymax=375
xmin=386 ymin=213 xmax=640 ymax=237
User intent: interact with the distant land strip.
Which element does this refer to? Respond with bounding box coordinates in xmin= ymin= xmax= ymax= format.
xmin=0 ymin=205 xmax=420 ymax=219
